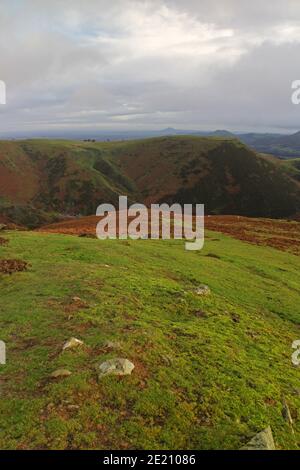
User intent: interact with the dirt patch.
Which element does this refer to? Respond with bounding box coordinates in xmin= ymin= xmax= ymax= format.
xmin=0 ymin=237 xmax=9 ymax=246
xmin=205 ymin=216 xmax=300 ymax=255
xmin=0 ymin=259 xmax=29 ymax=275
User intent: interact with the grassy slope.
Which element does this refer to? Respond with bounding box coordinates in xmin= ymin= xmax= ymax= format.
xmin=1 ymin=137 xmax=300 ymax=225
xmin=282 ymin=158 xmax=300 ymax=182
xmin=1 ymin=230 xmax=300 ymax=449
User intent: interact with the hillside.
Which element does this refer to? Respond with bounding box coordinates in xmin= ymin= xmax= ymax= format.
xmin=281 ymin=159 xmax=300 ymax=182
xmin=1 ymin=227 xmax=300 ymax=450
xmin=239 ymin=132 xmax=300 ymax=158
xmin=1 ymin=137 xmax=300 ymax=227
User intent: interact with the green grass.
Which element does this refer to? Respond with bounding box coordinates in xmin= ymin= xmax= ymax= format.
xmin=0 ymin=230 xmax=300 ymax=449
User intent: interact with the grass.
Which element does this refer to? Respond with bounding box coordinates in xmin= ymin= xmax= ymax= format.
xmin=0 ymin=229 xmax=300 ymax=449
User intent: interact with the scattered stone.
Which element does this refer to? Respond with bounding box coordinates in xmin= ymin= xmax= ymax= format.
xmin=0 ymin=259 xmax=29 ymax=275
xmin=241 ymin=426 xmax=276 ymax=450
xmin=0 ymin=224 xmax=7 ymax=231
xmin=103 ymin=340 xmax=122 ymax=350
xmin=62 ymin=337 xmax=84 ymax=351
xmin=49 ymin=369 xmax=72 ymax=379
xmin=195 ymin=285 xmax=211 ymax=296
xmin=0 ymin=237 xmax=8 ymax=246
xmin=67 ymin=404 xmax=80 ymax=411
xmin=97 ymin=358 xmax=135 ymax=379
xmin=72 ymin=296 xmax=83 ymax=303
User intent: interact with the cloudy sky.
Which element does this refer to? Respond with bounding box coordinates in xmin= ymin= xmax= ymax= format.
xmin=1 ymin=0 xmax=300 ymax=136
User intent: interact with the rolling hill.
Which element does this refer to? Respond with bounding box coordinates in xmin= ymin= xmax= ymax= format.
xmin=238 ymin=131 xmax=300 ymax=158
xmin=1 ymin=136 xmax=300 ymax=227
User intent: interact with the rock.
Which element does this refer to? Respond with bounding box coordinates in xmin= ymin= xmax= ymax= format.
xmin=49 ymin=369 xmax=72 ymax=379
xmin=97 ymin=358 xmax=135 ymax=379
xmin=281 ymin=399 xmax=295 ymax=432
xmin=67 ymin=404 xmax=80 ymax=411
xmin=241 ymin=426 xmax=276 ymax=450
xmin=72 ymin=296 xmax=82 ymax=303
xmin=282 ymin=400 xmax=293 ymax=424
xmin=0 ymin=224 xmax=7 ymax=231
xmin=62 ymin=337 xmax=84 ymax=351
xmin=195 ymin=285 xmax=211 ymax=296
xmin=103 ymin=340 xmax=121 ymax=350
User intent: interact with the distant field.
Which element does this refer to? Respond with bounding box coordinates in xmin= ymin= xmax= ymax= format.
xmin=1 ymin=227 xmax=300 ymax=449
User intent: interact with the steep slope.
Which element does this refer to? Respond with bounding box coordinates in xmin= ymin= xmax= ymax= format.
xmin=112 ymin=137 xmax=300 ymax=218
xmin=0 ymin=140 xmax=139 ymax=227
xmin=1 ymin=136 xmax=300 ymax=226
xmin=281 ymin=158 xmax=300 ymax=182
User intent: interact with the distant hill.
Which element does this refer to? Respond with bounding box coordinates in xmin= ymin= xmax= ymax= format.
xmin=0 ymin=136 xmax=300 ymax=227
xmin=238 ymin=131 xmax=300 ymax=158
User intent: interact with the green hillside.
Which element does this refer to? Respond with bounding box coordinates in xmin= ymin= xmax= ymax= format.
xmin=1 ymin=137 xmax=300 ymax=227
xmin=281 ymin=158 xmax=300 ymax=182
xmin=1 ymin=230 xmax=300 ymax=449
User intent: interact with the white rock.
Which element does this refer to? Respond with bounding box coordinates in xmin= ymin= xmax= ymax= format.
xmin=49 ymin=369 xmax=72 ymax=379
xmin=62 ymin=337 xmax=84 ymax=351
xmin=195 ymin=285 xmax=211 ymax=296
xmin=241 ymin=426 xmax=276 ymax=450
xmin=97 ymin=358 xmax=135 ymax=379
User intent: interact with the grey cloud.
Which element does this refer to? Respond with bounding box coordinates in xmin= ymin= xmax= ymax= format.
xmin=1 ymin=0 xmax=300 ymax=135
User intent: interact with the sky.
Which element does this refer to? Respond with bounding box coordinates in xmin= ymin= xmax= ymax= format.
xmin=1 ymin=0 xmax=300 ymax=136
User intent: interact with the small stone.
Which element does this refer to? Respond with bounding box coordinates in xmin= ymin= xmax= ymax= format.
xmin=241 ymin=426 xmax=276 ymax=450
xmin=103 ymin=340 xmax=121 ymax=350
xmin=72 ymin=296 xmax=82 ymax=303
xmin=195 ymin=285 xmax=211 ymax=296
xmin=0 ymin=224 xmax=7 ymax=231
xmin=97 ymin=358 xmax=135 ymax=379
xmin=49 ymin=369 xmax=72 ymax=379
xmin=67 ymin=404 xmax=80 ymax=411
xmin=62 ymin=337 xmax=84 ymax=351
xmin=282 ymin=399 xmax=294 ymax=426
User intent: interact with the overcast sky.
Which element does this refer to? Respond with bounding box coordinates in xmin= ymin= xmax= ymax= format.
xmin=1 ymin=0 xmax=300 ymax=136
